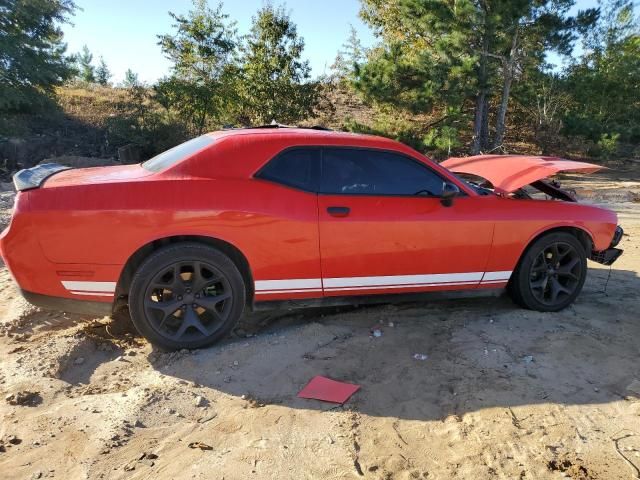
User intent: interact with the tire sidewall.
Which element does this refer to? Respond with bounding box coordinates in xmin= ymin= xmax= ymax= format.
xmin=129 ymin=243 xmax=246 ymax=350
xmin=512 ymin=232 xmax=588 ymax=312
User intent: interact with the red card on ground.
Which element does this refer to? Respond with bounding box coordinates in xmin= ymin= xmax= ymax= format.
xmin=297 ymin=375 xmax=360 ymax=404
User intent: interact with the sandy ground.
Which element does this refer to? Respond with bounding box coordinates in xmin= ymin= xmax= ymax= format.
xmin=0 ymin=174 xmax=639 ymax=480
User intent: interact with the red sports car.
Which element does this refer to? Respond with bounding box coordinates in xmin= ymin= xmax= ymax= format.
xmin=0 ymin=126 xmax=623 ymax=349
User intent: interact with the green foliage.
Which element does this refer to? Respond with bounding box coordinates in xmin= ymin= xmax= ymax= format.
xmin=423 ymin=126 xmax=462 ymax=157
xmin=156 ymin=0 xmax=238 ymax=134
xmin=77 ymin=45 xmax=95 ymax=83
xmin=104 ymin=85 xmax=188 ymax=157
xmin=355 ymin=0 xmax=597 ymax=154
xmin=331 ymin=25 xmax=366 ymax=83
xmin=564 ymin=1 xmax=640 ymax=143
xmin=123 ymin=69 xmax=140 ymax=88
xmin=95 ymin=57 xmax=111 ymax=86
xmin=0 ymin=0 xmax=77 ymax=111
xmin=238 ymin=4 xmax=320 ymax=125
xmin=595 ymin=132 xmax=621 ymax=159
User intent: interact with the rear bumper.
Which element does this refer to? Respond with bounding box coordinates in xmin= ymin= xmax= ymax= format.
xmin=21 ymin=289 xmax=112 ymax=316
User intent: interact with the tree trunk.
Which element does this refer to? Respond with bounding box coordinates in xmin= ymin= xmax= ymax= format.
xmin=492 ymin=27 xmax=519 ymax=151
xmin=471 ymin=16 xmax=491 ymax=155
xmin=492 ymin=65 xmax=513 ymax=150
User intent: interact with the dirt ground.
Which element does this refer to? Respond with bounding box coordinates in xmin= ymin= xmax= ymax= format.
xmin=1 ymin=173 xmax=639 ymax=480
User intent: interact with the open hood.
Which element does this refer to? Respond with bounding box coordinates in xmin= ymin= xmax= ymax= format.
xmin=441 ymin=155 xmax=604 ymax=194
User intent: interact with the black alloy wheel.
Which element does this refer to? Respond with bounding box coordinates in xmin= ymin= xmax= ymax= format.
xmin=509 ymin=232 xmax=588 ymax=312
xmin=528 ymin=241 xmax=583 ymax=306
xmin=129 ymin=243 xmax=246 ymax=350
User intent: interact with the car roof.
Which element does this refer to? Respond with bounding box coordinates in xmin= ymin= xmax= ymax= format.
xmin=204 ymin=126 xmax=400 ymax=147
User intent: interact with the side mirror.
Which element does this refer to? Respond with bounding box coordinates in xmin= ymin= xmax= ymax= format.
xmin=440 ymin=182 xmax=460 ymax=207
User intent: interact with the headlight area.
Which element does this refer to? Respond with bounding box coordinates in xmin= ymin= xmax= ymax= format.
xmin=590 ymin=226 xmax=624 ymax=266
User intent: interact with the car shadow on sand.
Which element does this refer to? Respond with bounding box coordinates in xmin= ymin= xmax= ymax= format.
xmin=146 ymin=266 xmax=640 ymax=421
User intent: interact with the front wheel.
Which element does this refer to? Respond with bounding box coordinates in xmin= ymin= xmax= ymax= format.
xmin=509 ymin=232 xmax=588 ymax=312
xmin=129 ymin=243 xmax=246 ymax=350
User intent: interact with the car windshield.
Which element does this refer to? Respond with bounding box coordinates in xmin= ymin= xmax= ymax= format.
xmin=142 ymin=135 xmax=215 ymax=172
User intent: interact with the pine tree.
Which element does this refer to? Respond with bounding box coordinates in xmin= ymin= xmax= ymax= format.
xmin=123 ymin=69 xmax=140 ymax=88
xmin=238 ymin=4 xmax=320 ymax=125
xmin=356 ymin=0 xmax=598 ymax=154
xmin=156 ymin=0 xmax=238 ymax=134
xmin=331 ymin=25 xmax=366 ymax=82
xmin=78 ymin=45 xmax=95 ymax=83
xmin=0 ymin=0 xmax=77 ymax=111
xmin=564 ymin=0 xmax=640 ymax=144
xmin=95 ymin=57 xmax=111 ymax=86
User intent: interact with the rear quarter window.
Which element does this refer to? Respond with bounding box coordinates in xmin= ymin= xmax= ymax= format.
xmin=142 ymin=135 xmax=215 ymax=172
xmin=256 ymin=148 xmax=320 ymax=192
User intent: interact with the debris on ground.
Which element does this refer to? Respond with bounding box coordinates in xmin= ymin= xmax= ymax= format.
xmin=297 ymin=375 xmax=360 ymax=404
xmin=371 ymin=328 xmax=383 ymax=338
xmin=5 ymin=391 xmax=42 ymax=406
xmin=413 ymin=353 xmax=429 ymax=361
xmin=188 ymin=442 xmax=213 ymax=451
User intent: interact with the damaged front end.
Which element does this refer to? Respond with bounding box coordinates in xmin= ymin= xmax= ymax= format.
xmin=440 ymin=154 xmax=625 ymax=267
xmin=590 ymin=226 xmax=624 ymax=266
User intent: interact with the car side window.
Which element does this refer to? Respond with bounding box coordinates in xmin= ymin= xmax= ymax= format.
xmin=256 ymin=148 xmax=320 ymax=192
xmin=321 ymin=148 xmax=446 ymax=196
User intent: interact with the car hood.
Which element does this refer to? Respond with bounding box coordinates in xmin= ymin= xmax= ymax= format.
xmin=42 ymin=163 xmax=154 ymax=188
xmin=441 ymin=155 xmax=604 ymax=193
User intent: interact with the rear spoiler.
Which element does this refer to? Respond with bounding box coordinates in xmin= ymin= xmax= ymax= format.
xmin=13 ymin=163 xmax=71 ymax=192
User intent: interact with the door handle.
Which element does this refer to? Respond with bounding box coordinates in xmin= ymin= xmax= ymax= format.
xmin=327 ymin=206 xmax=350 ymax=217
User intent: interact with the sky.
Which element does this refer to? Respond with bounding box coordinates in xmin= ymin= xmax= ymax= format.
xmin=61 ymin=0 xmax=604 ymax=84
xmin=61 ymin=0 xmax=376 ymax=84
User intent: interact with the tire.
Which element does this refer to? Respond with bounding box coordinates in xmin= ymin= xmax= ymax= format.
xmin=509 ymin=232 xmax=587 ymax=312
xmin=129 ymin=242 xmax=246 ymax=350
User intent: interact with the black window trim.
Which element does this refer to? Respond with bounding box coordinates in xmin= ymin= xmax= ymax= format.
xmin=253 ymin=144 xmax=468 ymax=198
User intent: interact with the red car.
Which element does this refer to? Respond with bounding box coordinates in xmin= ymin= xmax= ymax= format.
xmin=0 ymin=126 xmax=623 ymax=349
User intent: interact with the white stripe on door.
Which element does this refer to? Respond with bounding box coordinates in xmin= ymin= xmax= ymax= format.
xmin=254 ymin=278 xmax=322 ymax=292
xmin=255 ymin=271 xmax=512 ymax=293
xmin=481 ymin=271 xmax=513 ymax=281
xmin=323 ymin=272 xmax=484 ymax=289
xmin=61 ymin=281 xmax=116 ymax=293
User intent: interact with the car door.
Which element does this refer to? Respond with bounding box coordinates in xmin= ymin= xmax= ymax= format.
xmin=318 ymin=147 xmax=498 ymax=296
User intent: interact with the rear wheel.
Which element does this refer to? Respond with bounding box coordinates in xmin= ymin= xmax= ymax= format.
xmin=509 ymin=232 xmax=587 ymax=312
xmin=129 ymin=243 xmax=246 ymax=350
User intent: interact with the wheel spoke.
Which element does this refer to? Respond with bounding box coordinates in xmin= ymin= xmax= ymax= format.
xmin=557 ymin=245 xmax=572 ymax=261
xmin=549 ymin=277 xmax=571 ymax=302
xmin=530 ymin=276 xmax=548 ymax=291
xmin=197 ymin=291 xmax=231 ymax=311
xmin=186 ymin=308 xmax=210 ymax=336
xmin=531 ymin=255 xmax=547 ymax=273
xmin=145 ymin=298 xmax=182 ymax=316
xmin=558 ymin=257 xmax=580 ymax=274
xmin=151 ymin=265 xmax=179 ymax=291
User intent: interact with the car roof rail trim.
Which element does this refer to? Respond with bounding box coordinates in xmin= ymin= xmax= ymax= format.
xmin=222 ymin=124 xmax=333 ymax=131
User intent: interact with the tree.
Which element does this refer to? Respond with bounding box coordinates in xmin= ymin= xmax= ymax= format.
xmin=77 ymin=45 xmax=95 ymax=83
xmin=156 ymin=0 xmax=238 ymax=134
xmin=564 ymin=0 xmax=640 ymax=144
xmin=238 ymin=4 xmax=320 ymax=125
xmin=123 ymin=69 xmax=140 ymax=88
xmin=356 ymin=0 xmax=597 ymax=154
xmin=331 ymin=25 xmax=366 ymax=82
xmin=95 ymin=56 xmax=111 ymax=86
xmin=0 ymin=0 xmax=76 ymax=111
